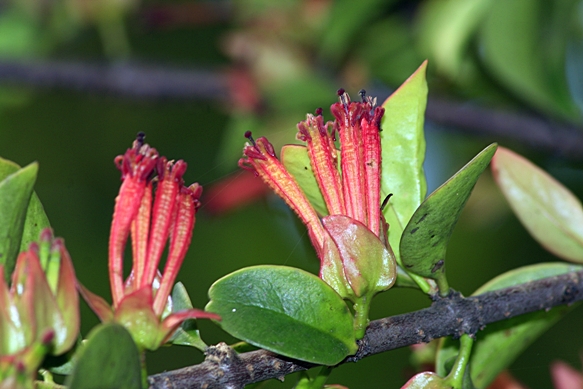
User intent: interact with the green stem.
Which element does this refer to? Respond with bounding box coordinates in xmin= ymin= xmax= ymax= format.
xmin=311 ymin=366 xmax=334 ymax=389
xmin=410 ymin=272 xmax=432 ymax=293
xmin=436 ymin=273 xmax=450 ymax=297
xmin=140 ymin=351 xmax=148 ymax=389
xmin=353 ymin=297 xmax=371 ymax=339
xmin=39 ymin=369 xmax=54 ymax=383
xmin=444 ymin=334 xmax=474 ymax=389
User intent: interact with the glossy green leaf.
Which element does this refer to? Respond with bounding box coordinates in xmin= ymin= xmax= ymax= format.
xmin=400 ymin=144 xmax=497 ymax=291
xmin=0 ymin=161 xmax=38 ymax=280
xmin=380 ymin=61 xmax=428 ymax=266
xmin=19 ymin=193 xmax=50 ymax=253
xmin=0 ymin=157 xmax=50 ymax=275
xmin=436 ymin=263 xmax=581 ymax=388
xmin=66 ymin=323 xmax=142 ymax=389
xmin=168 ymin=282 xmax=207 ymax=351
xmin=479 ymin=0 xmax=581 ymax=121
xmin=492 ymin=147 xmax=583 ymax=262
xmin=205 ymin=265 xmax=357 ymax=365
xmin=281 ymin=144 xmax=328 ymax=215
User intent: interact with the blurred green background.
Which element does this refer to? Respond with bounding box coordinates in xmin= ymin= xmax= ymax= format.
xmin=2 ymin=0 xmax=583 ymax=387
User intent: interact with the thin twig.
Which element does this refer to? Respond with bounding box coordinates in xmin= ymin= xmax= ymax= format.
xmin=147 ymin=269 xmax=583 ymax=389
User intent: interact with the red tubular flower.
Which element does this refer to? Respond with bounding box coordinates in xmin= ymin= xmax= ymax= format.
xmin=239 ymin=132 xmax=326 ymax=254
xmin=79 ymin=133 xmax=219 ymax=351
xmin=239 ymin=91 xmax=396 ymax=338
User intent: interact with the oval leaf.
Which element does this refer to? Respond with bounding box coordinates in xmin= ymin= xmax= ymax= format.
xmin=66 ymin=323 xmax=142 ymax=389
xmin=436 ymin=262 xmax=581 ymax=388
xmin=400 ymin=144 xmax=497 ymax=286
xmin=492 ymin=146 xmax=583 ymax=262
xmin=281 ymin=144 xmax=328 ymax=216
xmin=0 ymin=161 xmax=38 ymax=279
xmin=380 ymin=61 xmax=428 ymax=265
xmin=205 ymin=265 xmax=357 ymax=365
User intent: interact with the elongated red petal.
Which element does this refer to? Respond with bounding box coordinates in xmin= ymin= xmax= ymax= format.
xmin=361 ymin=106 xmax=384 ymax=236
xmin=239 ymin=135 xmax=325 ymax=252
xmin=153 ymin=184 xmax=200 ymax=316
xmin=131 ymin=182 xmax=152 ymax=290
xmin=110 ymin=177 xmax=148 ymax=307
xmin=331 ymin=92 xmax=367 ymax=226
xmin=297 ymin=113 xmax=345 ymax=215
xmin=110 ymin=141 xmax=158 ymax=307
xmin=141 ymin=159 xmax=185 ymax=288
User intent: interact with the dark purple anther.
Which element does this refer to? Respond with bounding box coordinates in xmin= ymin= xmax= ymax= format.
xmin=245 ymin=131 xmax=257 ymax=147
xmin=359 ymin=89 xmax=366 ymax=102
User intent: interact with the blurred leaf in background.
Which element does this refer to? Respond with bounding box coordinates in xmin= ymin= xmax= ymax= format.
xmin=0 ymin=0 xmax=583 ymax=387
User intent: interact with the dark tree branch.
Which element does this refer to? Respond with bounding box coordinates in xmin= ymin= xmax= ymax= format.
xmin=0 ymin=60 xmax=229 ymax=100
xmin=0 ymin=60 xmax=582 ymax=160
xmin=147 ymin=269 xmax=583 ymax=389
xmin=425 ymin=97 xmax=583 ymax=161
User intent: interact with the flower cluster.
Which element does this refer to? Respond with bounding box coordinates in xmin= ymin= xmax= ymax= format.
xmin=0 ymin=229 xmax=79 ymax=388
xmin=80 ymin=133 xmax=219 ymax=351
xmin=239 ymin=90 xmax=396 ymax=336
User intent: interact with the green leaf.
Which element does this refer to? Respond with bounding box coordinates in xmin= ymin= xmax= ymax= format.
xmin=0 ymin=161 xmax=38 ymax=280
xmin=66 ymin=323 xmax=142 ymax=389
xmin=168 ymin=282 xmax=207 ymax=351
xmin=0 ymin=157 xmax=50 ymax=269
xmin=492 ymin=147 xmax=583 ymax=262
xmin=400 ymin=144 xmax=497 ymax=292
xmin=206 ymin=265 xmax=357 ymax=365
xmin=281 ymin=145 xmax=328 ymax=216
xmin=436 ymin=262 xmax=581 ymax=388
xmin=479 ymin=0 xmax=581 ymax=121
xmin=380 ymin=61 xmax=428 ymax=266
xmin=19 ymin=192 xmax=50 ymax=252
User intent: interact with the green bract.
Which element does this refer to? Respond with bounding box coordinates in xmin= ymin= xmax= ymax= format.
xmin=168 ymin=282 xmax=207 ymax=351
xmin=206 ymin=265 xmax=357 ymax=365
